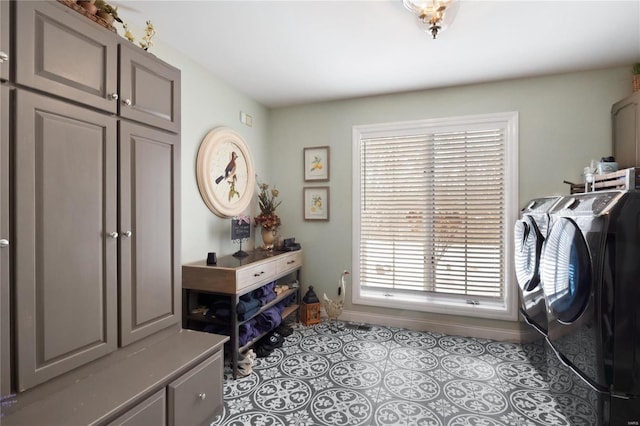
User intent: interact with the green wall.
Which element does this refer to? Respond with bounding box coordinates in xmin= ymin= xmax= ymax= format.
xmin=147 ymin=38 xmax=271 ymax=263
xmin=150 ymin=33 xmax=632 ymax=335
xmin=268 ymin=67 xmax=632 ymax=334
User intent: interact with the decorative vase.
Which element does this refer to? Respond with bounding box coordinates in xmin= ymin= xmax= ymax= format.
xmin=261 ymin=228 xmax=276 ymax=250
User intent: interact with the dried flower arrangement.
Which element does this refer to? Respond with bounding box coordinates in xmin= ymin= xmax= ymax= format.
xmin=254 ymin=179 xmax=282 ymax=231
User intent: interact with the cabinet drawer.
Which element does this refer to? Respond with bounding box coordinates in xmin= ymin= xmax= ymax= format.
xmin=168 ymin=351 xmax=223 ymax=426
xmin=108 ymin=389 xmax=166 ymax=426
xmin=237 ymin=261 xmax=276 ymax=291
xmin=276 ymin=251 xmax=302 ymax=275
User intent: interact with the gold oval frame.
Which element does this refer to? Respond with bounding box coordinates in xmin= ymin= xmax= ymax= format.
xmin=196 ymin=127 xmax=255 ymax=218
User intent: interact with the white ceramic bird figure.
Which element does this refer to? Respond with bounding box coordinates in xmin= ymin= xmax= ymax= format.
xmin=323 ymin=270 xmax=350 ymax=322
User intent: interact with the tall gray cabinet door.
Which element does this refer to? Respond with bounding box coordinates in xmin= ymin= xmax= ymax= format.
xmin=119 ymin=44 xmax=181 ymax=133
xmin=0 ymin=85 xmax=10 ymax=396
xmin=119 ymin=121 xmax=180 ymax=347
xmin=15 ymin=1 xmax=118 ymax=113
xmin=14 ymin=90 xmax=118 ymax=391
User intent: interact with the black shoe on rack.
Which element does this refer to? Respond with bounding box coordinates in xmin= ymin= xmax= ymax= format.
xmin=254 ymin=344 xmax=272 ymax=358
xmin=262 ymin=332 xmax=284 ymax=350
xmin=275 ymin=324 xmax=293 ymax=337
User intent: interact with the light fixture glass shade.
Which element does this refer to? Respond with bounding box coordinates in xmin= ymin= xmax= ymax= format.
xmin=403 ymin=0 xmax=455 ymax=38
xmin=402 ymin=0 xmax=452 ymax=15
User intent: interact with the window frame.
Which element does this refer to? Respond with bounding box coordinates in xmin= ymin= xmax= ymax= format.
xmin=351 ymin=112 xmax=519 ymax=321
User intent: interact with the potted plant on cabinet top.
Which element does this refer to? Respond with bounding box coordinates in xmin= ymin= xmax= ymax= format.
xmin=94 ymin=0 xmax=122 ymax=25
xmin=77 ymin=0 xmax=98 ymax=15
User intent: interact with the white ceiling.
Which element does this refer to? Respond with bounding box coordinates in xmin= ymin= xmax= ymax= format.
xmin=113 ymin=0 xmax=640 ymax=108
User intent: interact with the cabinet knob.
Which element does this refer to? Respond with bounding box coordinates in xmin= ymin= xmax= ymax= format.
xmin=287 ymin=260 xmax=295 ymax=265
xmin=122 ymin=231 xmax=132 ymax=237
xmin=109 ymin=232 xmax=119 ymax=239
xmin=0 ymin=51 xmax=8 ymax=63
xmin=109 ymin=93 xmax=119 ymax=100
xmin=254 ymin=271 xmax=265 ymax=277
xmin=198 ymin=393 xmax=206 ymax=400
xmin=0 ymin=239 xmax=8 ymax=248
xmin=122 ymin=98 xmax=132 ymax=106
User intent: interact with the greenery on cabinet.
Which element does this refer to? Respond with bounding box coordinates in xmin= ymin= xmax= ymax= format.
xmin=94 ymin=0 xmax=122 ymax=24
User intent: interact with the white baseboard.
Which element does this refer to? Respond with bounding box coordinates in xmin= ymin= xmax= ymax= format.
xmin=339 ymin=309 xmax=530 ymax=343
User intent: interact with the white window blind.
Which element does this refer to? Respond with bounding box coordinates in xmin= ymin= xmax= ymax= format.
xmin=353 ymin=112 xmax=518 ymax=320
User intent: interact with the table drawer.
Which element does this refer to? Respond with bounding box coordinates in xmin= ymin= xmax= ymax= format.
xmin=168 ymin=351 xmax=223 ymax=426
xmin=237 ymin=261 xmax=276 ymax=291
xmin=276 ymin=251 xmax=302 ymax=275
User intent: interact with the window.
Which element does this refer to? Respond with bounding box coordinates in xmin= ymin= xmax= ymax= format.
xmin=352 ymin=112 xmax=519 ymax=320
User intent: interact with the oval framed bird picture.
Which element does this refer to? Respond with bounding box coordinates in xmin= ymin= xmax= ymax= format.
xmin=196 ymin=127 xmax=256 ymax=218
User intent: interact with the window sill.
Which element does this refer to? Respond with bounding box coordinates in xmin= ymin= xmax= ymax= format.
xmin=354 ymin=288 xmax=518 ymax=321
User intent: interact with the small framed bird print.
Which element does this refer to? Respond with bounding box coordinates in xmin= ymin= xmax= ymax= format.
xmin=196 ymin=127 xmax=255 ymax=218
xmin=303 ymin=186 xmax=330 ymax=221
xmin=303 ymin=146 xmax=330 ymax=181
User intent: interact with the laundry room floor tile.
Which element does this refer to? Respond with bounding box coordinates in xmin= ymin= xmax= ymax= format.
xmin=210 ymin=321 xmax=598 ymax=426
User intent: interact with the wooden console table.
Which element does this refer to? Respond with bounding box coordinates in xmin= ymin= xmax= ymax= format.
xmin=182 ymin=250 xmax=302 ymax=378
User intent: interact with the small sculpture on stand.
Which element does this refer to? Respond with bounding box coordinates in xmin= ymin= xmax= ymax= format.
xmin=322 ymin=270 xmax=350 ymax=332
xmin=231 ymin=215 xmax=250 ymax=258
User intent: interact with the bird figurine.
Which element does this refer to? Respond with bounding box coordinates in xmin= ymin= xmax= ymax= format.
xmin=215 ymin=151 xmax=238 ymax=184
xmin=323 ymin=270 xmax=350 ymax=329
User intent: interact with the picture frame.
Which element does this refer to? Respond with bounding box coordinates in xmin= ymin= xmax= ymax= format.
xmin=196 ymin=127 xmax=256 ymax=218
xmin=303 ymin=146 xmax=330 ymax=181
xmin=303 ymin=186 xmax=330 ymax=221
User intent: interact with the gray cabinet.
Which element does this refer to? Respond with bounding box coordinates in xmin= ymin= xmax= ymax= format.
xmin=119 ymin=122 xmax=181 ymax=346
xmin=15 ymin=0 xmax=119 ymax=113
xmin=3 ymin=330 xmax=228 ymax=426
xmin=108 ymin=389 xmax=167 ymax=426
xmin=0 ymin=84 xmax=10 ymax=398
xmin=0 ymin=5 xmax=223 ymax=424
xmin=0 ymin=1 xmax=9 ymax=399
xmin=168 ymin=350 xmax=224 ymax=426
xmin=119 ymin=43 xmax=181 ymax=133
xmin=6 ymin=0 xmax=182 ymax=392
xmin=13 ymin=1 xmax=180 ymax=132
xmin=14 ymin=90 xmax=118 ymax=391
xmin=0 ymin=0 xmax=9 ymax=81
xmin=612 ymin=91 xmax=640 ymax=169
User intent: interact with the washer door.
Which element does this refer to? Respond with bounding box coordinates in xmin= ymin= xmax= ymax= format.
xmin=541 ymin=217 xmax=592 ymax=324
xmin=514 ymin=216 xmax=544 ymax=292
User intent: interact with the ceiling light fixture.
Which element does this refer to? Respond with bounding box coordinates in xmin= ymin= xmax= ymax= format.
xmin=402 ymin=0 xmax=455 ymax=39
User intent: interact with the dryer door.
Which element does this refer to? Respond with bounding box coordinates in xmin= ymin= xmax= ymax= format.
xmin=514 ymin=216 xmax=544 ymax=292
xmin=541 ymin=217 xmax=592 ymax=324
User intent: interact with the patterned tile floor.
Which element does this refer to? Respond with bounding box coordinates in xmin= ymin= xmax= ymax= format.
xmin=211 ymin=321 xmax=599 ymax=426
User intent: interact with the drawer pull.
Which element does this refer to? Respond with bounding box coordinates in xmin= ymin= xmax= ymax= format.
xmin=287 ymin=260 xmax=296 ymax=265
xmin=198 ymin=393 xmax=206 ymax=400
xmin=254 ymin=271 xmax=265 ymax=277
